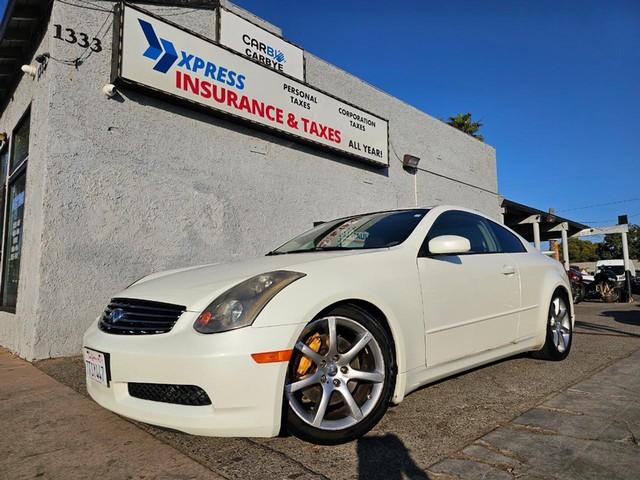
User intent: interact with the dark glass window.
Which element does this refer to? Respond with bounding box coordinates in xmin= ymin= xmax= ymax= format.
xmin=0 ymin=146 xmax=8 ymax=182
xmin=2 ymin=174 xmax=26 ymax=307
xmin=486 ymin=220 xmax=526 ymax=253
xmin=2 ymin=109 xmax=29 ymax=309
xmin=422 ymin=210 xmax=499 ymax=255
xmin=0 ymin=147 xmax=7 ymax=264
xmin=10 ymin=118 xmax=29 ymax=171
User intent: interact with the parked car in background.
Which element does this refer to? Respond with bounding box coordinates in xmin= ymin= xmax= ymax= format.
xmin=83 ymin=206 xmax=574 ymax=445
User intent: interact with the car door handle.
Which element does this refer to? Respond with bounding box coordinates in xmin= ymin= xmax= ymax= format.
xmin=501 ymin=265 xmax=517 ymax=275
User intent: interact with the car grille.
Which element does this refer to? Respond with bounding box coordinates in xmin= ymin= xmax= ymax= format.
xmin=128 ymin=383 xmax=212 ymax=406
xmin=99 ymin=298 xmax=186 ymax=335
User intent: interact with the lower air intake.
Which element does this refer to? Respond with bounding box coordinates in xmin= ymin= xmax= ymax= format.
xmin=128 ymin=383 xmax=211 ymax=406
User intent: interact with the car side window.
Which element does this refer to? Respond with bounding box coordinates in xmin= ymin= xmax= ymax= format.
xmin=486 ymin=220 xmax=526 ymax=253
xmin=421 ymin=211 xmax=499 ymax=256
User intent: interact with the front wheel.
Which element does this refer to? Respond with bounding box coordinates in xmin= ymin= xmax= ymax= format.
xmin=284 ymin=305 xmax=395 ymax=445
xmin=532 ymin=292 xmax=572 ymax=361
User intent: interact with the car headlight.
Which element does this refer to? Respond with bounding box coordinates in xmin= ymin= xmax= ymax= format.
xmin=193 ymin=270 xmax=306 ymax=334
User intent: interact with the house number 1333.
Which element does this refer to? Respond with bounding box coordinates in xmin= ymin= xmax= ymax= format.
xmin=53 ymin=24 xmax=103 ymax=52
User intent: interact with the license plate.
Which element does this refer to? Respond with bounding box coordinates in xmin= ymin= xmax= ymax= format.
xmin=83 ymin=347 xmax=110 ymax=386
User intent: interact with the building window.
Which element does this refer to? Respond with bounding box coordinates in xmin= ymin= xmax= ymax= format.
xmin=1 ymin=109 xmax=30 ymax=310
xmin=0 ymin=147 xmax=7 ymax=265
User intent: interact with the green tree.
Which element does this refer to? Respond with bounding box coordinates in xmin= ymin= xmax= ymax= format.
xmin=445 ymin=112 xmax=485 ymax=141
xmin=596 ymin=224 xmax=640 ymax=260
xmin=562 ymin=237 xmax=599 ymax=262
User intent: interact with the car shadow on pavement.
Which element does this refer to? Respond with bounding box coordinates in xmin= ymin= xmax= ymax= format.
xmin=357 ymin=433 xmax=429 ymax=480
xmin=575 ymin=320 xmax=640 ymax=337
xmin=600 ymin=309 xmax=640 ymax=326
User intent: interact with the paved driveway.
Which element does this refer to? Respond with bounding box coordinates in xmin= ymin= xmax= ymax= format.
xmin=34 ymin=296 xmax=640 ymax=479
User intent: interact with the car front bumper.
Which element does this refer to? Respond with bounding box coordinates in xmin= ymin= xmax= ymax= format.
xmin=83 ymin=312 xmax=300 ymax=438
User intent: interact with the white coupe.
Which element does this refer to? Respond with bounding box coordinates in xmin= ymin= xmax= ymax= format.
xmin=83 ymin=206 xmax=574 ymax=445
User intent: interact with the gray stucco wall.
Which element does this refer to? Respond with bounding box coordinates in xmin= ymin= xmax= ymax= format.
xmin=0 ymin=0 xmax=498 ymax=360
xmin=0 ymin=20 xmax=55 ymax=357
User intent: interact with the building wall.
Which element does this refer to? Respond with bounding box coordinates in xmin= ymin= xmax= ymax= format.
xmin=0 ymin=0 xmax=498 ymax=360
xmin=0 ymin=18 xmax=55 ymax=357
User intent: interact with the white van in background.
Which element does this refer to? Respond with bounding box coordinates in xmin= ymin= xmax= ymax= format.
xmin=595 ymin=259 xmax=637 ymax=282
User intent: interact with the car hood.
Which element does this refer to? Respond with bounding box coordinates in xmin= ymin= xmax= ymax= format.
xmin=117 ymin=250 xmax=379 ymax=311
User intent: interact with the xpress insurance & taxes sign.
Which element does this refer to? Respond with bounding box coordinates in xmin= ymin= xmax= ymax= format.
xmin=115 ymin=4 xmax=389 ymax=166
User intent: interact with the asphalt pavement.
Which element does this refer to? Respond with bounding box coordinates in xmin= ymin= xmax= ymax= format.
xmin=1 ymin=297 xmax=639 ymax=480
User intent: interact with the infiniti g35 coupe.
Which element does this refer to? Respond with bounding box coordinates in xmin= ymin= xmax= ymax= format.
xmin=83 ymin=206 xmax=574 ymax=445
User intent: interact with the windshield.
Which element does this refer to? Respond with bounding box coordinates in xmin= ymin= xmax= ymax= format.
xmin=597 ymin=265 xmax=625 ymax=275
xmin=269 ymin=209 xmax=430 ymax=254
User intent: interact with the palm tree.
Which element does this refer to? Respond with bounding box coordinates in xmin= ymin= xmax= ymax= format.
xmin=445 ymin=113 xmax=484 ymax=141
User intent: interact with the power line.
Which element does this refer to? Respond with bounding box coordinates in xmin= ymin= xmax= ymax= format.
xmin=557 ymin=197 xmax=640 ymax=213
xmin=577 ymin=212 xmax=640 ymax=224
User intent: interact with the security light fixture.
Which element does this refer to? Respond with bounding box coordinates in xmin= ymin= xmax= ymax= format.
xmin=402 ymin=154 xmax=420 ymax=169
xmin=21 ymin=65 xmax=37 ymax=77
xmin=0 ymin=132 xmax=6 ymax=142
xmin=102 ymin=84 xmax=117 ymax=98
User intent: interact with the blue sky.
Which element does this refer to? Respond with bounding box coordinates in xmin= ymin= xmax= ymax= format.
xmin=0 ymin=1 xmax=638 ymax=228
xmin=0 ymin=0 xmax=6 ymax=26
xmin=232 ymin=0 xmax=639 ymax=227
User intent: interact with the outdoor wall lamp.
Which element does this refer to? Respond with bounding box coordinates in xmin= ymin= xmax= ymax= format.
xmin=0 ymin=132 xmax=6 ymax=144
xmin=102 ymin=84 xmax=117 ymax=98
xmin=21 ymin=65 xmax=37 ymax=77
xmin=402 ymin=154 xmax=421 ymax=169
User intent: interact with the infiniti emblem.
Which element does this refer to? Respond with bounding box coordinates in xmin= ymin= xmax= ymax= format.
xmin=110 ymin=308 xmax=126 ymax=323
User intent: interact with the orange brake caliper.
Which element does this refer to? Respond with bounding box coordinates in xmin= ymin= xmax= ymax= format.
xmin=296 ymin=332 xmax=322 ymax=377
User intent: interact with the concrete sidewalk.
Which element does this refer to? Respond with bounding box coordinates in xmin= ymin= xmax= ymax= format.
xmin=1 ymin=346 xmax=639 ymax=480
xmin=427 ymin=349 xmax=640 ymax=479
xmin=0 ymin=347 xmax=222 ymax=480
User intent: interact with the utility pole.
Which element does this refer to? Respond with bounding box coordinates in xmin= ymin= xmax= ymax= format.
xmin=548 ymin=208 xmax=560 ymax=261
xmin=618 ymin=215 xmax=633 ymax=303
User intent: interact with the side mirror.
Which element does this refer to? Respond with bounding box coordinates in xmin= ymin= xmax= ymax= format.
xmin=428 ymin=235 xmax=471 ymax=255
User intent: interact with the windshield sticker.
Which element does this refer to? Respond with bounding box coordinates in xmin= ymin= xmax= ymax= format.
xmin=339 ymin=230 xmax=369 ymax=247
xmin=317 ymin=217 xmax=362 ymax=248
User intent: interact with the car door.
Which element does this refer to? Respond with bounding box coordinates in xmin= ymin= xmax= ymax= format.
xmin=417 ymin=210 xmax=521 ymax=366
xmin=484 ymin=218 xmax=535 ymax=340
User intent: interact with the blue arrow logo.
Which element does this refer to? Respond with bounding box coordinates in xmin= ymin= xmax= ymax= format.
xmin=138 ymin=19 xmax=178 ymax=73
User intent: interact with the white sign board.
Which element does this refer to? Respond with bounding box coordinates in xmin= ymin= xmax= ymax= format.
xmin=116 ymin=5 xmax=389 ymax=166
xmin=218 ymin=8 xmax=304 ymax=81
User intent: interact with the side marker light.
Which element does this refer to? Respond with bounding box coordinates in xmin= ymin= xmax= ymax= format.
xmin=251 ymin=350 xmax=293 ymax=364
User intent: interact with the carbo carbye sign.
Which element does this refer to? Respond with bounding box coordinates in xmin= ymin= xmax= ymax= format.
xmin=218 ymin=7 xmax=304 ymax=81
xmin=114 ymin=4 xmax=389 ymax=167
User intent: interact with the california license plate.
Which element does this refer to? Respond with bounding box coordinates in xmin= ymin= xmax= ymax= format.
xmin=83 ymin=347 xmax=109 ymax=386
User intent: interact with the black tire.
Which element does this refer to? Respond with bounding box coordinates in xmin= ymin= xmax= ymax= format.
xmin=284 ymin=304 xmax=396 ymax=445
xmin=571 ymin=283 xmax=585 ymax=304
xmin=574 ymin=284 xmax=585 ymax=304
xmin=532 ymin=292 xmax=572 ymax=361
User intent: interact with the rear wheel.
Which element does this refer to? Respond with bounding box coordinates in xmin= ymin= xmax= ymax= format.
xmin=571 ymin=283 xmax=585 ymax=304
xmin=284 ymin=305 xmax=395 ymax=445
xmin=532 ymin=292 xmax=572 ymax=361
